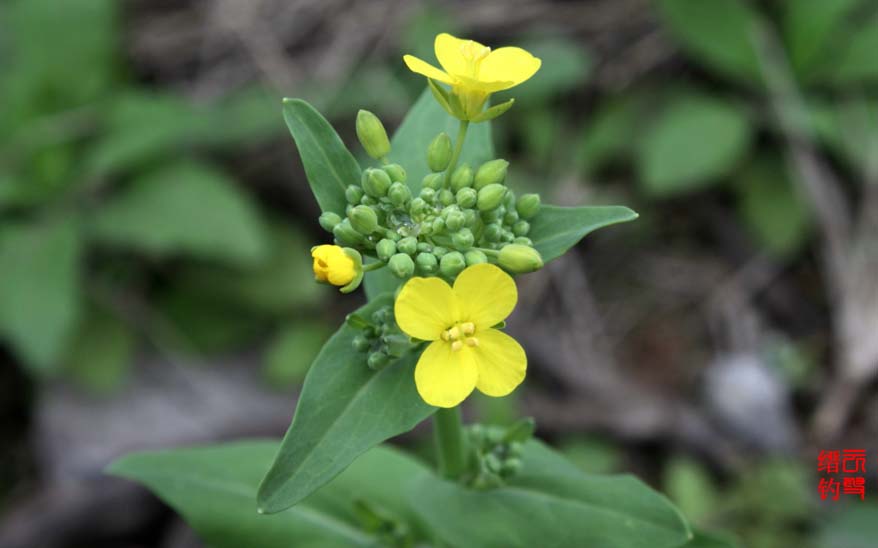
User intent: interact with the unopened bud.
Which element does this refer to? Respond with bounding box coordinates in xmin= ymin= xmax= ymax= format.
xmin=388 ymin=253 xmax=415 ymax=278
xmin=397 ymin=236 xmax=418 ymax=255
xmin=452 ymin=227 xmax=474 ymax=250
xmin=440 ymin=251 xmax=466 ymax=278
xmin=456 ymin=187 xmax=477 ymax=208
xmin=465 ymin=250 xmax=488 ymax=265
xmin=473 ymin=159 xmax=508 ymax=190
xmin=420 ymin=187 xmax=436 ymax=203
xmin=367 ymin=350 xmax=390 ymax=370
xmin=362 ymin=168 xmax=391 ymax=197
xmin=415 ymin=252 xmax=438 ymax=274
xmin=477 ymin=184 xmax=507 ymax=212
xmin=409 ymin=197 xmax=427 ymax=216
xmin=498 ymin=244 xmax=543 ymax=273
xmin=513 ymin=220 xmax=530 ymax=237
xmin=432 ymin=246 xmax=449 ymax=258
xmin=484 ymin=223 xmax=503 ymax=242
xmin=388 ymin=182 xmax=411 ymax=207
xmin=333 ymin=219 xmax=364 ymax=246
xmin=516 ymin=193 xmax=541 ymax=219
xmin=427 ymin=132 xmax=453 ymax=172
xmin=422 ymin=173 xmax=443 ymax=190
xmin=352 ymin=335 xmax=371 ymax=352
xmin=356 ymin=110 xmax=391 ymax=160
xmin=318 ymin=211 xmax=342 ymax=232
xmin=383 ymin=163 xmax=406 ymax=183
xmin=383 ymin=334 xmax=411 ymax=358
xmin=346 ymin=185 xmax=364 ymax=205
xmin=439 ymin=189 xmax=455 ymax=206
xmin=445 ymin=210 xmax=466 ymax=231
xmin=376 ymin=238 xmax=397 ymax=261
xmin=348 ymin=205 xmax=379 ymax=234
xmin=450 ymin=163 xmax=474 ymax=191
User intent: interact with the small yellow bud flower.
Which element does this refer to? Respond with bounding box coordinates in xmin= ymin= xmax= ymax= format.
xmin=403 ymin=33 xmax=541 ymax=121
xmin=311 ymin=245 xmax=357 ymax=287
xmin=394 ymin=263 xmax=527 ymax=408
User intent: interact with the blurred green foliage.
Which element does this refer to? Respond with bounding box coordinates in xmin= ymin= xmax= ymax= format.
xmin=0 ymin=0 xmax=327 ymax=389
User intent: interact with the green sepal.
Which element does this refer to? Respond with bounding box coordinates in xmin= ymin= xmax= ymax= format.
xmin=340 ymin=247 xmax=364 ymax=294
xmin=471 ymin=98 xmax=516 ymax=123
xmin=428 ymin=78 xmax=465 ymax=120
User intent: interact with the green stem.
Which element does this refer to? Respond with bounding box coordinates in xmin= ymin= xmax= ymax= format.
xmin=433 ymin=406 xmax=467 ymax=479
xmin=443 ymin=120 xmax=470 ymax=187
xmin=476 ymin=247 xmax=500 ymax=257
xmin=362 ymin=261 xmax=386 ymax=272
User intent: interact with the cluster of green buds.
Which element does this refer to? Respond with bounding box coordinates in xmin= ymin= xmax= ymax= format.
xmin=317 ymin=110 xmax=544 ymax=286
xmin=347 ymin=304 xmax=415 ymax=370
xmin=464 ymin=418 xmax=535 ymax=490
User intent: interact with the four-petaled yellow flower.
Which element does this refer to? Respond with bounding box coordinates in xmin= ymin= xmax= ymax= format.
xmin=394 ymin=263 xmax=527 ymax=408
xmin=403 ymin=33 xmax=541 ymax=120
xmin=312 ymin=245 xmax=357 ymax=287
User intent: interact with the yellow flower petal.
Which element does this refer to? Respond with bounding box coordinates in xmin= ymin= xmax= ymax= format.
xmin=479 ymin=47 xmax=542 ymax=90
xmin=395 ymin=277 xmax=459 ymax=341
xmin=415 ymin=341 xmax=478 ymax=407
xmin=473 ymin=328 xmax=526 ymax=397
xmin=434 ymin=33 xmax=480 ymax=78
xmin=453 ymin=263 xmax=517 ymax=330
xmin=453 ymin=74 xmax=513 ymax=93
xmin=402 ymin=54 xmax=453 ymax=84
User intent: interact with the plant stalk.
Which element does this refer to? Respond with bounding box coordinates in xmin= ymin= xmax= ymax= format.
xmin=433 ymin=406 xmax=467 ymax=479
xmin=443 ymin=120 xmax=470 ymax=187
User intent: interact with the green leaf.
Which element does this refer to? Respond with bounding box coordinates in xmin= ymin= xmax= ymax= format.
xmin=109 ymin=442 xmax=430 ymax=548
xmin=282 ymin=98 xmax=361 ymax=216
xmin=664 ymin=458 xmax=718 ymax=526
xmin=818 ymin=503 xmax=878 ymax=548
xmin=656 ymin=0 xmax=762 ymax=85
xmin=365 ymin=89 xmax=494 ymax=299
xmin=681 ymin=530 xmax=739 ymax=548
xmin=409 ymin=440 xmax=692 ymax=548
xmin=65 ymin=304 xmax=135 ymax=393
xmin=735 ymin=155 xmax=811 ymax=256
xmin=529 ymin=205 xmax=638 ymax=263
xmin=264 ymin=323 xmax=332 ymax=388
xmin=782 ymin=0 xmax=863 ymax=81
xmin=830 ymin=11 xmax=878 ymax=85
xmin=578 ymin=94 xmax=648 ymax=175
xmin=0 ymin=216 xmax=82 ymax=374
xmin=257 ymin=295 xmax=433 ymax=513
xmin=636 ymin=94 xmax=752 ymax=196
xmin=90 ymin=162 xmax=269 ymax=266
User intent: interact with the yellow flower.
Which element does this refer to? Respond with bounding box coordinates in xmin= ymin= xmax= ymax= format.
xmin=312 ymin=245 xmax=357 ymax=287
xmin=394 ymin=263 xmax=527 ymax=408
xmin=403 ymin=33 xmax=541 ymax=120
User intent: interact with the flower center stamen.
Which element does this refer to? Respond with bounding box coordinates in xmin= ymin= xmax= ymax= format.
xmin=442 ymin=322 xmax=478 ymax=352
xmin=459 ymin=41 xmax=491 ymax=78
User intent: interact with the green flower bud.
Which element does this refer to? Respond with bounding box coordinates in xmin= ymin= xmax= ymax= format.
xmin=450 ymin=163 xmax=474 ymax=191
xmin=427 ymin=132 xmax=453 ymax=172
xmin=438 ymin=189 xmax=453 ymax=206
xmin=383 ymin=163 xmax=406 ymax=183
xmin=484 ymin=223 xmax=503 ymax=242
xmin=440 ymin=251 xmax=466 ymax=278
xmin=504 ymin=210 xmax=519 ymax=225
xmin=502 ymin=230 xmax=515 ymax=243
xmin=376 ymin=238 xmax=397 ymax=261
xmin=397 ymin=236 xmax=418 ymax=255
xmin=504 ymin=189 xmax=517 ymax=209
xmin=352 ymin=335 xmax=371 ymax=352
xmin=473 ymin=159 xmax=509 ymax=190
xmin=463 ymin=209 xmax=478 ymax=226
xmin=356 ymin=110 xmax=391 ymax=160
xmin=445 ymin=210 xmax=466 ymax=231
xmin=516 ymin=193 xmax=541 ymax=219
xmin=465 ymin=249 xmax=488 ymax=266
xmin=432 ymin=246 xmax=449 ymax=258
xmin=481 ymin=205 xmax=505 ymax=222
xmin=388 ymin=253 xmax=415 ymax=278
xmin=410 ymin=197 xmax=427 ymax=215
xmin=415 ymin=252 xmax=438 ymax=274
xmin=371 ymin=307 xmax=390 ymax=325
xmin=513 ymin=236 xmax=533 ymax=246
xmin=452 ymin=227 xmax=474 ymax=250
xmin=477 ymin=184 xmax=507 ymax=212
xmin=513 ymin=220 xmax=530 ymax=237
xmin=417 ymin=242 xmax=433 ymax=253
xmin=383 ymin=333 xmax=411 ymax=358
xmin=345 ymin=185 xmax=364 ymax=205
xmin=456 ymin=187 xmax=477 ymax=208
xmin=348 ymin=205 xmax=379 ymax=234
xmin=318 ymin=211 xmax=342 ymax=232
xmin=501 ymin=457 xmax=523 ymax=477
xmin=431 ymin=217 xmax=445 ymax=234
xmin=367 ymin=350 xmax=390 ymax=370
xmin=362 ymin=168 xmax=391 ymax=197
xmin=422 ymin=173 xmax=443 ymax=190
xmin=420 ymin=187 xmax=436 ymax=202
xmin=360 ymin=194 xmax=378 ymax=206
xmin=498 ymin=244 xmax=544 ymax=273
xmin=387 ymin=182 xmax=411 ymax=207
xmin=333 ymin=219 xmax=364 ymax=246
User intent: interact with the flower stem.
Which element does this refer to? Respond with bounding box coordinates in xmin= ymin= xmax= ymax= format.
xmin=443 ymin=120 xmax=470 ymax=187
xmin=433 ymin=406 xmax=467 ymax=479
xmin=362 ymin=261 xmax=386 ymax=272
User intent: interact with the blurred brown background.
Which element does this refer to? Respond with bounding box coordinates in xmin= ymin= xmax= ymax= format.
xmin=2 ymin=0 xmax=878 ymax=546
